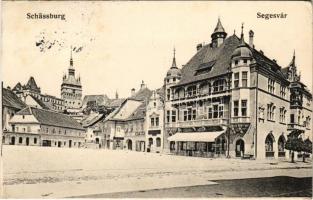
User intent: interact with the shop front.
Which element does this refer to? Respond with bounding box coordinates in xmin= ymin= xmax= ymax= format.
xmin=167 ymin=126 xmax=227 ymax=158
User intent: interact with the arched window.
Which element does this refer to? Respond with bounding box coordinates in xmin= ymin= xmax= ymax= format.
xmin=178 ymin=88 xmax=185 ymax=99
xmin=265 ymin=133 xmax=275 ymax=157
xmin=156 ymin=137 xmax=161 ymax=147
xmin=187 ymin=86 xmax=197 ymax=97
xmin=213 ymin=81 xmax=219 ymax=92
xmin=19 ymin=137 xmax=23 ymax=144
xmin=170 ymin=141 xmax=175 ymax=151
xmin=148 ymin=138 xmax=153 ymax=146
xmin=219 ymin=79 xmax=226 ymax=91
xmin=278 ymin=135 xmax=286 ymax=157
xmin=208 ymin=82 xmax=212 ymax=95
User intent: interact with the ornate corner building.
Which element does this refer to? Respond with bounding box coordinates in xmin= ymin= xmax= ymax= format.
xmin=164 ymin=18 xmax=312 ymax=159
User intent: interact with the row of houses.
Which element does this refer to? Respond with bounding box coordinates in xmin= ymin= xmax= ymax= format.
xmin=2 ymin=18 xmax=312 ymax=160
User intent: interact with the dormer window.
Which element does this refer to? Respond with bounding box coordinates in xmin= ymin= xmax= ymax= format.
xmin=235 ymin=60 xmax=239 ymax=66
xmin=243 ymin=59 xmax=248 ymax=64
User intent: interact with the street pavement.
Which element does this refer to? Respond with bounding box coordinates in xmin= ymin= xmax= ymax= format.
xmin=76 ymin=176 xmax=312 ymax=198
xmin=1 ymin=145 xmax=312 ymax=198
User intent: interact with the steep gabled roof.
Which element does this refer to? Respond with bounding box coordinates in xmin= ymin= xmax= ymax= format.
xmin=250 ymin=48 xmax=287 ymax=80
xmin=12 ymin=82 xmax=23 ymax=92
xmin=29 ymin=95 xmax=50 ymax=110
xmin=24 ymin=76 xmax=40 ymax=92
xmin=81 ymin=112 xmax=105 ymax=127
xmin=105 ymin=98 xmax=126 ymax=108
xmin=176 ymin=35 xmax=240 ymax=86
xmin=2 ymin=88 xmax=26 ymax=110
xmin=82 ymin=95 xmax=109 ymax=106
xmin=15 ymin=107 xmax=85 ymax=130
xmin=125 ymin=102 xmax=146 ymax=121
xmin=129 ymin=87 xmax=153 ymax=102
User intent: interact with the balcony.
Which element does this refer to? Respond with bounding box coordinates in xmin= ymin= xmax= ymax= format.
xmin=231 ymin=117 xmax=251 ymax=123
xmin=287 ymin=123 xmax=306 ymax=131
xmin=149 ymin=125 xmax=161 ymax=130
xmin=167 ymin=118 xmax=229 ymax=128
xmin=172 ymin=91 xmax=230 ymax=104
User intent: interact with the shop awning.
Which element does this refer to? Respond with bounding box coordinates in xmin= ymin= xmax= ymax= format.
xmin=167 ymin=127 xmax=226 ymax=142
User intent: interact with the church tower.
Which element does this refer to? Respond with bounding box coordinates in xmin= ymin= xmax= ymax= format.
xmin=61 ymin=50 xmax=82 ymax=109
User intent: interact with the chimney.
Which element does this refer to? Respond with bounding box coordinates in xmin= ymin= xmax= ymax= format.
xmin=115 ymin=91 xmax=119 ymax=99
xmin=196 ymin=43 xmax=203 ymax=51
xmin=131 ymin=88 xmax=135 ymax=96
xmin=272 ymin=59 xmax=277 ymax=63
xmin=140 ymin=80 xmax=146 ymax=90
xmin=249 ymin=30 xmax=254 ymax=48
xmin=260 ymin=50 xmax=264 ymax=55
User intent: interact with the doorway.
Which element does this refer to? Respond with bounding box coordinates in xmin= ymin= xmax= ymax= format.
xmin=26 ymin=137 xmax=29 ymax=146
xmin=10 ymin=136 xmax=15 ymax=145
xmin=127 ymin=140 xmax=132 ymax=150
xmin=235 ymin=139 xmax=245 ymax=157
xmin=58 ymin=141 xmax=62 ymax=147
xmin=69 ymin=140 xmax=72 ymax=148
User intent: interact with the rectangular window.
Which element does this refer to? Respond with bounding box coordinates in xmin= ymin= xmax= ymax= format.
xmin=192 ymin=109 xmax=196 ymax=120
xmin=267 ymin=104 xmax=275 ymax=121
xmin=172 ymin=110 xmax=176 ymax=122
xmin=280 ymin=85 xmax=286 ymax=98
xmin=218 ymin=106 xmax=224 ymax=118
xmin=290 ymin=114 xmax=295 ymax=123
xmin=167 ymin=89 xmax=170 ymax=100
xmin=241 ymin=100 xmax=247 ymax=116
xmin=166 ymin=110 xmax=170 ymax=123
xmin=234 ymin=73 xmax=239 ymax=88
xmin=151 ymin=118 xmax=155 ymax=126
xmin=279 ymin=108 xmax=286 ymax=123
xmin=156 ymin=117 xmax=159 ymax=126
xmin=184 ymin=110 xmax=188 ymax=121
xmin=213 ymin=105 xmax=218 ymax=118
xmin=268 ymin=78 xmax=275 ymax=94
xmin=187 ymin=108 xmax=192 ymax=121
xmin=242 ymin=72 xmax=248 ymax=87
xmin=208 ymin=107 xmax=213 ymax=119
xmin=234 ymin=101 xmax=239 ymax=117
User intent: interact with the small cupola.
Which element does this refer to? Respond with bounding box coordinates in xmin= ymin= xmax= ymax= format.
xmin=231 ymin=23 xmax=252 ymax=59
xmin=165 ymin=48 xmax=181 ymax=80
xmin=211 ymin=17 xmax=227 ymax=48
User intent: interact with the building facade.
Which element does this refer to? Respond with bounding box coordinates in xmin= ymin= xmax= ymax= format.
xmin=146 ymin=89 xmax=164 ymax=153
xmin=165 ymin=19 xmax=312 ymax=160
xmin=3 ymin=106 xmax=86 ymax=148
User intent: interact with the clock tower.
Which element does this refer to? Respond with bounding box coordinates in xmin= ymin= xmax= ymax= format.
xmin=61 ymin=50 xmax=82 ymax=109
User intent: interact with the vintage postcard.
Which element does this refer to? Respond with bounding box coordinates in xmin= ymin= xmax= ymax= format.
xmin=0 ymin=1 xmax=312 ymax=198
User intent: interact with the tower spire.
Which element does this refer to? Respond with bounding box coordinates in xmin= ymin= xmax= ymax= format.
xmin=241 ymin=23 xmax=244 ymax=40
xmin=171 ymin=47 xmax=177 ymax=69
xmin=70 ymin=46 xmax=73 ymax=67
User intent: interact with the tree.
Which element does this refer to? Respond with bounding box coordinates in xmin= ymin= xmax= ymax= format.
xmin=302 ymin=138 xmax=312 ymax=162
xmin=285 ymin=130 xmax=304 ymax=163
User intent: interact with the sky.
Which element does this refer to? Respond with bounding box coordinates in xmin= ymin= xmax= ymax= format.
xmin=2 ymin=1 xmax=312 ymax=99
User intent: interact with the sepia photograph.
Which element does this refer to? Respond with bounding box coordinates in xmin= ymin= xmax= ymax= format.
xmin=0 ymin=1 xmax=312 ymax=198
